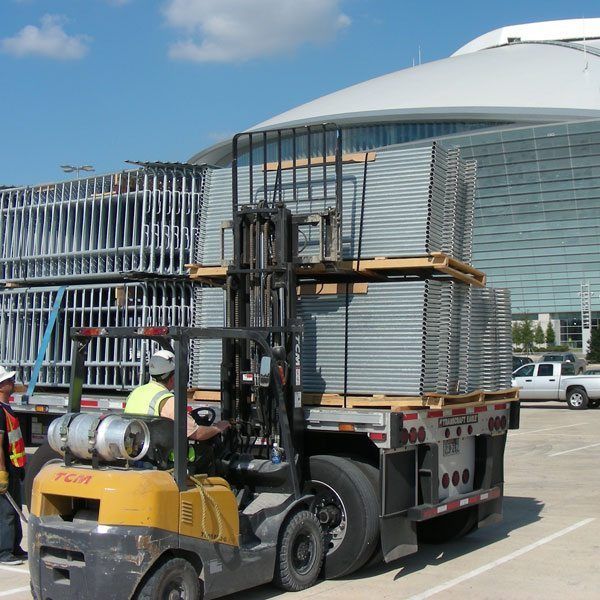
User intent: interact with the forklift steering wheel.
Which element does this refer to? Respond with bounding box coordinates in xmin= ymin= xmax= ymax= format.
xmin=190 ymin=406 xmax=217 ymax=427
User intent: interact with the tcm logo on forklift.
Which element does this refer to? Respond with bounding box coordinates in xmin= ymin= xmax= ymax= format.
xmin=438 ymin=414 xmax=478 ymax=427
xmin=53 ymin=472 xmax=93 ymax=485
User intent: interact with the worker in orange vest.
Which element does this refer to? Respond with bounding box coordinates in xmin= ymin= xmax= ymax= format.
xmin=0 ymin=366 xmax=27 ymax=565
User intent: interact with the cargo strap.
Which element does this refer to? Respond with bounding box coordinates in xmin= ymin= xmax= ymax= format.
xmin=23 ymin=286 xmax=67 ymax=404
xmin=343 ymin=154 xmax=369 ymax=402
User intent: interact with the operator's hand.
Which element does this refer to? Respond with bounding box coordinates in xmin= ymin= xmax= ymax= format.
xmin=214 ymin=420 xmax=231 ymax=433
xmin=0 ymin=470 xmax=8 ymax=494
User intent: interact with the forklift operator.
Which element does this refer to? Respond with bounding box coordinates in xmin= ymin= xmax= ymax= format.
xmin=125 ymin=350 xmax=230 ymax=440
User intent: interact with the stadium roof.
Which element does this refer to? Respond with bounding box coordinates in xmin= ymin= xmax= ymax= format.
xmin=192 ymin=18 xmax=600 ymax=165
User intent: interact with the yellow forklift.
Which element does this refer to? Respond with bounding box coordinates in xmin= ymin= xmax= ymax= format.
xmin=29 ymin=126 xmax=343 ymax=599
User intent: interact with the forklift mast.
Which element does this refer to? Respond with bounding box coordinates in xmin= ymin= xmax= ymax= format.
xmin=221 ymin=125 xmax=343 ymax=462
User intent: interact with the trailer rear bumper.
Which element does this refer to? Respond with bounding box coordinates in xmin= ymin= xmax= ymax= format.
xmin=408 ymin=485 xmax=502 ymax=521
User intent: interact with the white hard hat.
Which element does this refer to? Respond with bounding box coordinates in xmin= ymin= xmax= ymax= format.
xmin=0 ymin=366 xmax=16 ymax=384
xmin=149 ymin=350 xmax=175 ymax=376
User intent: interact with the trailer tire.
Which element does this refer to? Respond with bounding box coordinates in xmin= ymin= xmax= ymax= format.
xmin=417 ymin=506 xmax=477 ymax=544
xmin=135 ymin=557 xmax=199 ymax=600
xmin=24 ymin=442 xmax=62 ymax=510
xmin=273 ymin=510 xmax=324 ymax=592
xmin=306 ymin=455 xmax=379 ymax=579
xmin=589 ymin=399 xmax=600 ymax=409
xmin=566 ymin=387 xmax=589 ymax=410
xmin=351 ymin=460 xmax=383 ymax=569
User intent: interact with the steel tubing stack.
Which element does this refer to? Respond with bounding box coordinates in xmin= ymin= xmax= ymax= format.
xmin=0 ymin=163 xmax=207 ymax=392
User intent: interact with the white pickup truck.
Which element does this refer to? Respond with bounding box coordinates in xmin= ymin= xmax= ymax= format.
xmin=512 ymin=361 xmax=600 ymax=410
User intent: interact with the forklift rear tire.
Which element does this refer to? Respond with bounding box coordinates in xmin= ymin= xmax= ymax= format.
xmin=307 ymin=455 xmax=379 ymax=579
xmin=135 ymin=557 xmax=200 ymax=600
xmin=273 ymin=510 xmax=324 ymax=592
xmin=24 ymin=442 xmax=62 ymax=510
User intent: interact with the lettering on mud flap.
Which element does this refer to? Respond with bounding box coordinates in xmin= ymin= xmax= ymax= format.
xmin=53 ymin=472 xmax=93 ymax=485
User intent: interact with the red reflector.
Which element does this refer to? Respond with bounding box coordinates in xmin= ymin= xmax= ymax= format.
xmin=488 ymin=417 xmax=495 ymax=432
xmin=277 ymin=365 xmax=286 ymax=385
xmin=442 ymin=473 xmax=450 ymax=488
xmin=369 ymin=432 xmax=387 ymax=442
xmin=474 ymin=406 xmax=487 ymax=413
xmin=452 ymin=471 xmax=460 ymax=487
xmin=467 ymin=425 xmax=473 ymax=435
xmin=139 ymin=327 xmax=169 ymax=336
xmin=79 ymin=327 xmax=104 ymax=337
xmin=456 ymin=426 xmax=462 ymax=438
xmin=495 ymin=403 xmax=507 ymax=410
xmin=403 ymin=412 xmax=419 ymax=421
xmin=462 ymin=469 xmax=469 ymax=484
xmin=400 ymin=428 xmax=409 ymax=445
xmin=494 ymin=416 xmax=501 ymax=431
xmin=417 ymin=426 xmax=426 ymax=443
xmin=409 ymin=427 xmax=418 ymax=444
xmin=500 ymin=415 xmax=507 ymax=429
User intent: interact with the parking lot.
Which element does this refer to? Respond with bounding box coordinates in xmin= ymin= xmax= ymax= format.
xmin=2 ymin=402 xmax=599 ymax=599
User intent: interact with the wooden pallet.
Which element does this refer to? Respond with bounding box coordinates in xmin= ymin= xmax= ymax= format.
xmin=186 ymin=253 xmax=486 ymax=287
xmin=187 ymin=388 xmax=519 ymax=409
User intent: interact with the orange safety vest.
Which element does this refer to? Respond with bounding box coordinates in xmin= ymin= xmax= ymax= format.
xmin=1 ymin=405 xmax=26 ymax=468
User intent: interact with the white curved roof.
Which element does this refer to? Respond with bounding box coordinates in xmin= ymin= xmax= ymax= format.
xmin=254 ymin=42 xmax=600 ymax=131
xmin=453 ymin=17 xmax=600 ymax=55
xmin=192 ymin=19 xmax=600 ymax=165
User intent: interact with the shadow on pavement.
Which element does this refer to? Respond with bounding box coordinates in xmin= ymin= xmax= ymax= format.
xmin=222 ymin=496 xmax=543 ymax=598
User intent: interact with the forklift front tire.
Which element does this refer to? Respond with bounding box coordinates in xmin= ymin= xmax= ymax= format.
xmin=273 ymin=510 xmax=325 ymax=592
xmin=135 ymin=557 xmax=200 ymax=600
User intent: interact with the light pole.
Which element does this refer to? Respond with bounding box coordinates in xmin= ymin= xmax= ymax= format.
xmin=60 ymin=165 xmax=95 ymax=178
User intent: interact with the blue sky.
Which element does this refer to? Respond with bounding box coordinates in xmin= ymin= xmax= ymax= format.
xmin=0 ymin=0 xmax=598 ymax=185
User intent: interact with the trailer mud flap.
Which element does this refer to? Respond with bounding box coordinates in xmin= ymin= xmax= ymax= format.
xmin=380 ymin=515 xmax=417 ymax=563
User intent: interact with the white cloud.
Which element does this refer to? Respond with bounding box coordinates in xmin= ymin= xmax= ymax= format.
xmin=1 ymin=15 xmax=90 ymax=60
xmin=163 ymin=0 xmax=350 ymax=63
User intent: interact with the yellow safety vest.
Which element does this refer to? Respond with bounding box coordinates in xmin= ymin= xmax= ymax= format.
xmin=124 ymin=381 xmax=173 ymax=416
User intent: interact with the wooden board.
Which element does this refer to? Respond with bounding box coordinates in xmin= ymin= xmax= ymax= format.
xmin=187 ymin=253 xmax=486 ymax=288
xmin=297 ymin=283 xmax=369 ymax=296
xmin=265 ymin=151 xmax=376 ymax=172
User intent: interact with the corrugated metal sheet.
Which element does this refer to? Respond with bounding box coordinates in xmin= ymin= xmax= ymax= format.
xmin=195 ymin=143 xmax=476 ymax=266
xmin=189 ymin=280 xmax=511 ymax=397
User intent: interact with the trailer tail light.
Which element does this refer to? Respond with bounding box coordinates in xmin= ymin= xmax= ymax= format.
xmin=138 ymin=327 xmax=169 ymax=336
xmin=494 ymin=416 xmax=501 ymax=431
xmin=442 ymin=473 xmax=450 ymax=488
xmin=488 ymin=417 xmax=495 ymax=432
xmin=417 ymin=426 xmax=426 ymax=443
xmin=400 ymin=428 xmax=409 ymax=445
xmin=452 ymin=471 xmax=460 ymax=487
xmin=338 ymin=423 xmax=355 ymax=432
xmin=456 ymin=426 xmax=462 ymax=438
xmin=467 ymin=425 xmax=473 ymax=435
xmin=462 ymin=469 xmax=470 ymax=484
xmin=500 ymin=415 xmax=507 ymax=429
xmin=369 ymin=432 xmax=387 ymax=442
xmin=79 ymin=327 xmax=106 ymax=337
xmin=409 ymin=428 xmax=418 ymax=444
xmin=445 ymin=428 xmax=451 ymax=439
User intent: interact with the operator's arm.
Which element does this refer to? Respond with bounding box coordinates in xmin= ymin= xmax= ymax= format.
xmin=159 ymin=397 xmax=230 ymax=440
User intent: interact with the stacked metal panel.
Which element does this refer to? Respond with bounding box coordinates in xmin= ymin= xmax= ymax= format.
xmin=189 ymin=281 xmax=513 ymax=397
xmin=194 ymin=143 xmax=477 ymax=266
xmin=0 ymin=281 xmax=193 ymax=390
xmin=0 ymin=164 xmax=207 ymax=282
xmin=467 ymin=288 xmax=513 ymax=392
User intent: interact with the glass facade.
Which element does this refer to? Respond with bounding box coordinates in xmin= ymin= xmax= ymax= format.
xmin=444 ymin=119 xmax=600 ymax=316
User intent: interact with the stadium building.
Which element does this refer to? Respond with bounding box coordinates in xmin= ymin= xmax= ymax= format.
xmin=192 ymin=18 xmax=600 ymax=348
